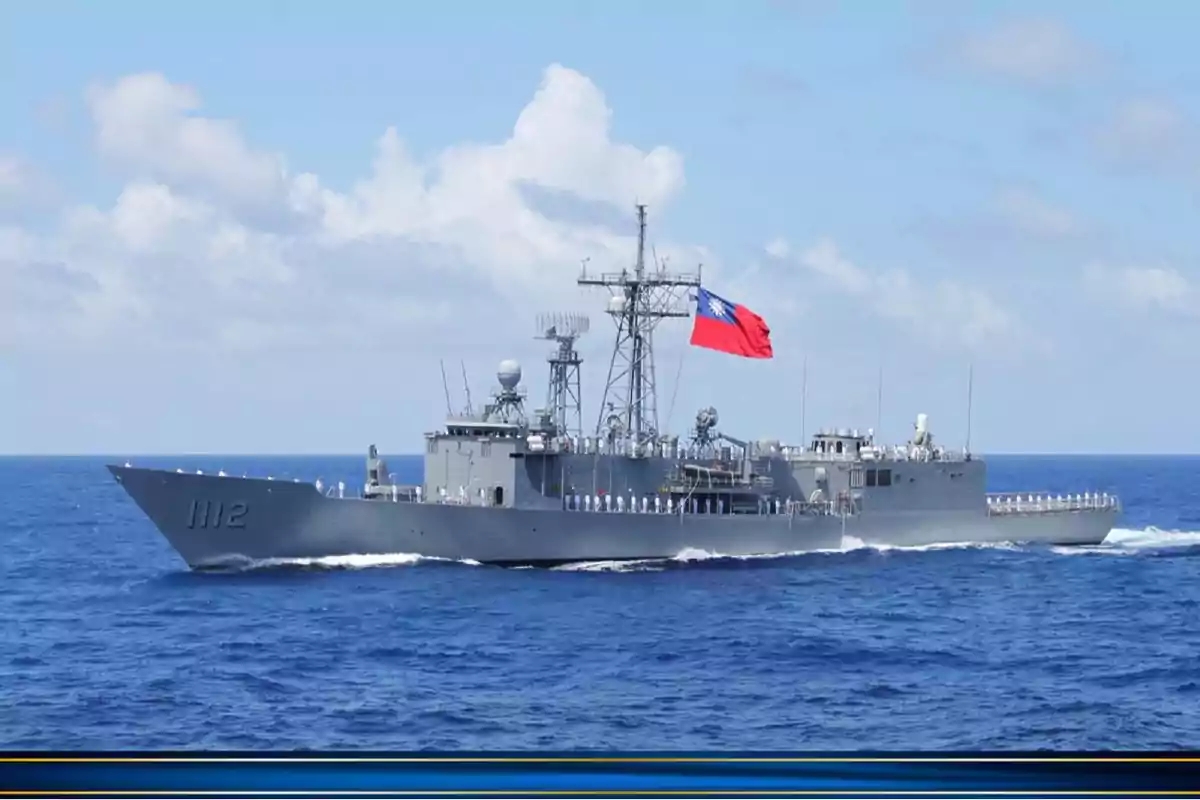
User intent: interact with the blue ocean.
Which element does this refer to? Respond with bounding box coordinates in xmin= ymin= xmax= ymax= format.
xmin=2 ymin=454 xmax=1198 ymax=750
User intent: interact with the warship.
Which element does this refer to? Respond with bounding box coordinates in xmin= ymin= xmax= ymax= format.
xmin=109 ymin=206 xmax=1120 ymax=570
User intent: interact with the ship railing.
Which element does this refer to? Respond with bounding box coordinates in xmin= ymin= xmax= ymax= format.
xmin=556 ymin=494 xmax=851 ymax=518
xmin=985 ymin=491 xmax=1120 ymax=515
xmin=787 ymin=447 xmax=970 ymax=464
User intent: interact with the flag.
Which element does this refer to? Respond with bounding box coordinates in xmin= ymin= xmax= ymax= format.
xmin=689 ymin=287 xmax=773 ymax=359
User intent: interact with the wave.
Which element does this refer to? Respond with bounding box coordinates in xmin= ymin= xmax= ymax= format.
xmin=559 ymin=528 xmax=1199 ymax=572
xmin=1051 ymin=526 xmax=1200 ymax=556
xmin=201 ymin=552 xmax=483 ymax=572
xmin=199 ymin=526 xmax=1200 ymax=574
xmin=839 ymin=535 xmax=1020 ymax=554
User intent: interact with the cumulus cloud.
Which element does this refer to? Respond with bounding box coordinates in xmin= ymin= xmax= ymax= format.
xmin=763 ymin=236 xmax=791 ymax=259
xmin=993 ymin=187 xmax=1084 ymax=240
xmin=291 ymin=65 xmax=683 ymax=246
xmin=955 ymin=18 xmax=1096 ymax=87
xmin=0 ymin=155 xmax=41 ymax=211
xmin=1094 ymin=97 xmax=1200 ymax=180
xmin=3 ymin=64 xmax=699 ymax=353
xmin=1084 ymin=262 xmax=1196 ymax=316
xmin=86 ymin=73 xmax=288 ymax=207
xmin=766 ymin=236 xmax=1016 ymax=348
xmin=913 ymin=185 xmax=1094 ymax=274
xmin=0 ymin=155 xmax=23 ymax=193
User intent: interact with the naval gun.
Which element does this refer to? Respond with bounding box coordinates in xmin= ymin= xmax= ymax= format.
xmin=362 ymin=444 xmax=420 ymax=501
xmin=907 ymin=412 xmax=950 ymax=461
xmin=366 ymin=444 xmax=387 ymax=488
xmin=671 ymin=406 xmax=769 ymax=498
xmin=688 ymin=405 xmax=756 ymax=462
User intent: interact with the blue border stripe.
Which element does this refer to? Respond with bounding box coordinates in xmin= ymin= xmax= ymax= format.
xmin=1 ymin=754 xmax=1200 ymax=797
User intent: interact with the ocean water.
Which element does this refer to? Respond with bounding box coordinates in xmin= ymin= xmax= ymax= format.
xmin=2 ymin=453 xmax=1198 ymax=751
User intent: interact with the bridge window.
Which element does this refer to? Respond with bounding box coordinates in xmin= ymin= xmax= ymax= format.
xmin=493 ymin=486 xmax=504 ymax=506
xmin=866 ymin=469 xmax=877 ymax=487
xmin=878 ymin=468 xmax=892 ymax=487
xmin=835 ymin=441 xmax=843 ymax=454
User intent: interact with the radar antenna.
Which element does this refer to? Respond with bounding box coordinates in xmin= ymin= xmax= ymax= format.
xmin=578 ymin=204 xmax=701 ymax=453
xmin=536 ymin=312 xmax=590 ymax=439
xmin=480 ymin=360 xmax=527 ymax=426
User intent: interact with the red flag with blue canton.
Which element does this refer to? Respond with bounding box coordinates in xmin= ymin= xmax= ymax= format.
xmin=689 ymin=287 xmax=774 ymax=359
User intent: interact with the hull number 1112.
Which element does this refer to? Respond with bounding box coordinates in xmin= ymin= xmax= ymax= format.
xmin=186 ymin=500 xmax=248 ymax=529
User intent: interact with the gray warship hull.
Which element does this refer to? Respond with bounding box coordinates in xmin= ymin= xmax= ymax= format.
xmin=847 ymin=506 xmax=1117 ymax=548
xmin=108 ymin=465 xmax=846 ymax=569
xmin=108 ymin=465 xmax=1116 ymax=570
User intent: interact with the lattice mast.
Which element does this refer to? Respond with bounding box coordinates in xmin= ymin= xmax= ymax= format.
xmin=578 ymin=204 xmax=700 ymax=451
xmin=536 ymin=312 xmax=589 ymax=439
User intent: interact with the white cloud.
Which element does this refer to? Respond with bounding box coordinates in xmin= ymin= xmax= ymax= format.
xmin=0 ymin=226 xmax=35 ymax=270
xmin=4 ymin=64 xmax=701 ymax=353
xmin=0 ymin=154 xmax=41 ymax=210
xmin=763 ymin=236 xmax=791 ymax=259
xmin=994 ymin=187 xmax=1084 ymax=240
xmin=1084 ymin=262 xmax=1196 ymax=315
xmin=956 ymin=18 xmax=1095 ymax=86
xmin=767 ymin=236 xmax=1016 ymax=348
xmin=1095 ymin=97 xmax=1200 ymax=179
xmin=86 ymin=73 xmax=287 ymax=207
xmin=797 ymin=237 xmax=872 ymax=294
xmin=0 ymin=155 xmax=23 ymax=193
xmin=1104 ymin=98 xmax=1184 ymax=148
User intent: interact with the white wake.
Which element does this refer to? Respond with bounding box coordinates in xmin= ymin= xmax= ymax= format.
xmin=838 ymin=535 xmax=1020 ymax=554
xmin=209 ymin=552 xmax=482 ymax=571
xmin=207 ymin=526 xmax=1198 ymax=573
xmin=1051 ymin=526 xmax=1200 ymax=556
xmin=554 ymin=527 xmax=1199 ymax=572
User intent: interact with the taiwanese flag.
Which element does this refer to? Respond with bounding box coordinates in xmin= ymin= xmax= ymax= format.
xmin=689 ymin=287 xmax=774 ymax=359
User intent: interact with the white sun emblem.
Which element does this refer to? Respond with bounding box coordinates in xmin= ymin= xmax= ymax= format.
xmin=707 ymin=296 xmax=726 ymax=317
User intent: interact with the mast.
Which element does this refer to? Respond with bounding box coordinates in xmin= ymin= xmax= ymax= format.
xmin=966 ymin=361 xmax=974 ymax=456
xmin=536 ymin=312 xmax=590 ymax=439
xmin=439 ymin=360 xmax=453 ymax=416
xmin=876 ymin=360 xmax=883 ymax=441
xmin=578 ymin=204 xmax=700 ymax=453
xmin=800 ymin=356 xmax=808 ymax=446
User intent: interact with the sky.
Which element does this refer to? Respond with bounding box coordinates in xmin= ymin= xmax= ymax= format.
xmin=2 ymin=0 xmax=1199 ymax=455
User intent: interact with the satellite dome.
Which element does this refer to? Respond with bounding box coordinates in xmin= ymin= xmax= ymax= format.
xmin=607 ymin=296 xmax=628 ymax=314
xmin=497 ymin=359 xmax=522 ymax=390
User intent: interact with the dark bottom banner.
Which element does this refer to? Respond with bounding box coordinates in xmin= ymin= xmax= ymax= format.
xmin=2 ymin=753 xmax=1200 ymax=798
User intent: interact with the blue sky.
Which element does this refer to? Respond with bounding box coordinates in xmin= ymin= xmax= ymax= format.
xmin=2 ymin=0 xmax=1199 ymax=455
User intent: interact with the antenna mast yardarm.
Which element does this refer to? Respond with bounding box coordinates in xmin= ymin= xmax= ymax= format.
xmin=578 ymin=204 xmax=700 ymax=452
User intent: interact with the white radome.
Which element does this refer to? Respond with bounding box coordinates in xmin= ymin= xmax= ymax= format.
xmin=498 ymin=359 xmax=522 ymax=390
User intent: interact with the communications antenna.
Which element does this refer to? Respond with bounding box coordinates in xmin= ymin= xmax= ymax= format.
xmin=578 ymin=204 xmax=701 ymax=452
xmin=535 ymin=312 xmax=590 ymax=439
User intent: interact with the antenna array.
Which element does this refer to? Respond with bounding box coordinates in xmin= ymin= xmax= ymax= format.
xmin=536 ymin=312 xmax=590 ymax=440
xmin=578 ymin=205 xmax=700 ymax=451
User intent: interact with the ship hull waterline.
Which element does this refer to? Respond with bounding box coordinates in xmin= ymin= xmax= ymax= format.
xmin=108 ymin=466 xmax=1117 ymax=570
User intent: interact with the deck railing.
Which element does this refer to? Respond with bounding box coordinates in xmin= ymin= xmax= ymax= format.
xmin=985 ymin=492 xmax=1120 ymax=515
